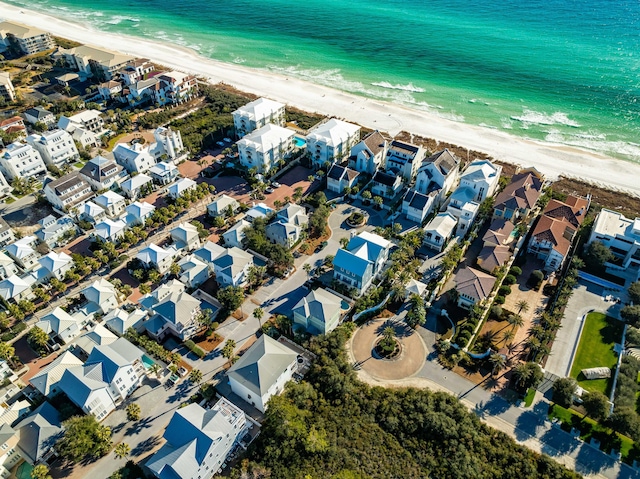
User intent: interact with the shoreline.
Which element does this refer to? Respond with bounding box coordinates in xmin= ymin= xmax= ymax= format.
xmin=2 ymin=2 xmax=640 ymax=195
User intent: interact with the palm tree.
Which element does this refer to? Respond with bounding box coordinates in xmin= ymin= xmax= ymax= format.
xmin=507 ymin=314 xmax=524 ymax=331
xmin=253 ymin=307 xmax=264 ymax=329
xmin=149 ymin=363 xmax=162 ymax=378
xmin=303 ymin=263 xmax=312 ymax=277
xmin=516 ymin=300 xmax=529 ymax=314
xmin=126 ymin=403 xmax=141 ymax=421
xmin=501 ymin=329 xmax=515 ymax=345
xmin=114 ymin=442 xmax=130 ymax=459
xmin=189 ymin=369 xmax=203 ymax=384
xmin=222 ymin=339 xmax=236 ymax=365
xmin=489 ymin=353 xmax=507 ymax=376
xmin=512 ymin=363 xmax=532 ymax=389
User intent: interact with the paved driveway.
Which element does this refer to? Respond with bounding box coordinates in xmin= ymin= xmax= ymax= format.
xmin=545 ymin=280 xmax=622 ymax=378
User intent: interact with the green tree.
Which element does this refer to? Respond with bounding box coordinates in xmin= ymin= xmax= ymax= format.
xmin=189 ymin=369 xmax=203 ymax=384
xmin=218 ymin=286 xmax=244 ymax=312
xmin=303 ymin=263 xmax=312 ymax=277
xmin=620 ymin=305 xmax=640 ymax=328
xmin=582 ymin=391 xmax=610 ymax=421
xmin=0 ymin=342 xmax=15 ymax=365
xmin=507 ymin=314 xmax=524 ymax=331
xmin=627 ymin=281 xmax=640 ymax=305
xmin=405 ymin=295 xmax=426 ymax=329
xmin=148 ymin=269 xmax=161 ymax=284
xmin=584 ymin=241 xmax=614 ymax=273
xmin=57 ymin=415 xmax=113 ymax=463
xmin=373 ymin=196 xmax=383 ymax=208
xmin=552 ymin=378 xmax=577 ymax=408
xmin=114 ymin=442 xmax=130 ymax=459
xmin=489 ymin=353 xmax=507 ymax=376
xmin=516 ymin=300 xmax=529 ymax=314
xmin=30 ymin=464 xmax=52 ymax=479
xmin=253 ymin=307 xmax=265 ymax=328
xmin=221 ymin=339 xmax=236 ymax=363
xmin=512 ymin=362 xmax=543 ymax=391
xmin=126 ymin=403 xmax=141 ymax=421
xmin=138 ymin=283 xmax=151 ymax=295
xmin=361 ymin=190 xmax=372 ymax=202
xmin=169 ymin=262 xmax=181 ymax=276
xmin=27 ymin=326 xmax=49 ymax=350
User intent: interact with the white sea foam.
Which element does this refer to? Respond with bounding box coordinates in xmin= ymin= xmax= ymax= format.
xmin=545 ymin=129 xmax=640 ymax=160
xmin=105 ymin=15 xmax=140 ymax=25
xmin=233 ymin=57 xmax=247 ymax=64
xmin=371 ymin=81 xmax=426 ymax=93
xmin=511 ymin=109 xmax=581 ymax=128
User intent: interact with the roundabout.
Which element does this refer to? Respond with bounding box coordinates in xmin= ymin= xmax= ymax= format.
xmin=348 ymin=317 xmax=427 ymax=380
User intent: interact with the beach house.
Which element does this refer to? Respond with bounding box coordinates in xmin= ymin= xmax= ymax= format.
xmin=306 ymin=119 xmax=360 ymax=169
xmin=349 ymin=130 xmax=388 ymax=175
xmin=208 ymin=194 xmax=239 ymax=217
xmin=528 ymin=195 xmax=590 ymax=272
xmin=94 ymin=191 xmax=126 ymax=218
xmin=6 ymin=236 xmax=39 ymax=270
xmin=22 ymin=106 xmax=56 ymax=129
xmin=0 ymin=142 xmax=46 ymax=181
xmin=333 ymin=231 xmax=392 ymax=295
xmin=457 ymin=159 xmax=502 ymax=203
xmin=233 ymin=97 xmax=286 ymax=137
xmin=43 ymin=172 xmax=93 ymax=212
xmin=415 ymin=149 xmax=461 ymax=205
xmin=147 ymin=398 xmax=247 ymax=479
xmin=370 ymin=170 xmax=403 ymax=199
xmin=493 ymin=168 xmax=544 ymax=221
xmin=167 ymin=178 xmax=197 ymax=199
xmin=79 ymin=155 xmax=127 ymax=191
xmin=121 ymin=173 xmax=153 ymax=200
xmin=124 ymin=201 xmax=155 ymax=227
xmin=151 ymin=126 xmax=185 ymax=161
xmin=327 ymin=164 xmax=360 ymax=194
xmin=146 ymin=290 xmax=201 ymax=341
xmin=222 ymin=219 xmax=251 ymax=248
xmin=113 ymin=142 xmax=157 ymax=173
xmin=26 ymin=129 xmax=79 ymax=169
xmin=237 ymin=124 xmax=295 ymax=173
xmin=149 ymin=161 xmax=179 ymax=185
xmin=60 ymin=45 xmax=133 ymax=81
xmin=385 ymin=140 xmax=425 ymax=182
xmin=0 ymin=72 xmax=14 ymax=103
xmin=293 ymin=288 xmax=343 ymax=335
xmin=212 ymin=247 xmax=253 ymax=287
xmin=0 ymin=21 xmax=54 ymax=55
xmin=454 ymin=267 xmax=497 ymax=309
xmin=137 ymin=243 xmax=179 ymax=275
xmin=423 ymin=212 xmax=457 ymax=251
xmin=227 ymin=334 xmax=298 ymax=412
xmin=446 ymin=187 xmax=480 ymax=235
xmin=171 ymin=222 xmax=201 ymax=251
xmin=402 ymin=190 xmax=433 ymax=224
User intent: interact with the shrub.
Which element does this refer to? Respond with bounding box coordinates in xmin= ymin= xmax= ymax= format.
xmin=494 ymin=295 xmax=505 ymax=304
xmin=510 ymin=266 xmax=522 ymax=276
xmin=503 ymin=275 xmax=517 ymax=285
xmin=528 ymin=269 xmax=544 ymax=290
xmin=455 ymin=330 xmax=471 ymax=347
xmin=491 ymin=305 xmax=503 ymax=319
xmin=184 ymin=340 xmax=206 ymax=359
xmin=498 ymin=285 xmax=512 ymax=296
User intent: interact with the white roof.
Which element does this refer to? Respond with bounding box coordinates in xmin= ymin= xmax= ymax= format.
xmin=6 ymin=236 xmax=36 ymax=259
xmin=95 ymin=219 xmax=126 ymax=239
xmin=307 ymin=118 xmax=360 ymax=146
xmin=38 ymin=251 xmax=72 ymax=273
xmin=461 ymin=159 xmax=500 ymax=183
xmin=234 ymin=97 xmax=284 ymax=120
xmin=0 ymin=21 xmax=48 ymax=39
xmin=67 ymin=109 xmax=103 ymax=124
xmin=591 ymin=209 xmax=640 ymax=240
xmin=122 ymin=173 xmax=152 ymax=190
xmin=137 ymin=243 xmax=178 ymax=265
xmin=82 ymin=278 xmax=117 ymax=306
xmin=94 ymin=190 xmax=125 ymax=208
xmin=355 ymin=231 xmax=392 ymax=249
xmin=29 ymin=351 xmax=83 ymax=396
xmin=81 ymin=201 xmax=105 ymax=219
xmin=237 ymin=124 xmax=294 ymax=153
xmin=424 ymin=212 xmax=458 ymax=237
xmin=167 ymin=178 xmax=196 ymax=196
xmin=0 ymin=274 xmax=32 ymax=300
xmin=126 ymin=201 xmax=155 ymax=218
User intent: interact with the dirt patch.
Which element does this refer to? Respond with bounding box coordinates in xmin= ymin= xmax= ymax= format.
xmin=231 ymin=309 xmax=246 ymax=321
xmin=3 ymin=201 xmax=54 ymax=228
xmin=193 ymin=332 xmax=224 ymax=352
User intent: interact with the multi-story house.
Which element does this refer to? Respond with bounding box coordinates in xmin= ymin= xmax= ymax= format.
xmin=306 ymin=119 xmax=360 ymax=169
xmin=212 ymin=247 xmax=253 ymax=287
xmin=43 ymin=172 xmax=93 ymax=212
xmin=94 ymin=191 xmax=127 ymax=218
xmin=156 ymin=71 xmax=197 ymax=104
xmin=60 ymin=45 xmax=133 ymax=81
xmin=35 ymin=214 xmax=77 ymax=248
xmin=23 ymin=106 xmax=56 ymax=129
xmin=178 ymin=255 xmax=210 ymax=289
xmin=208 ymin=194 xmax=239 ymax=217
xmin=26 ymin=129 xmax=79 ymax=168
xmin=6 ymin=236 xmax=39 ymax=270
xmin=124 ymin=201 xmax=155 ymax=227
xmin=0 ymin=117 xmax=26 ymax=141
xmin=0 ymin=274 xmax=35 ymax=303
xmin=149 ymin=161 xmax=179 ymax=185
xmin=493 ymin=168 xmax=544 ymax=221
xmin=147 ymin=398 xmax=247 ymax=479
xmin=456 ymin=159 xmax=502 ymax=203
xmin=58 ymin=338 xmax=144 ymax=421
xmin=327 ymin=164 xmax=359 ymax=194
xmin=333 ymin=231 xmax=392 ymax=295
xmin=14 ymin=402 xmax=62 ymax=465
xmin=171 ymin=222 xmax=201 ymax=252
xmin=349 ymin=130 xmax=388 ymax=174
xmin=97 ymin=80 xmax=123 ymax=100
xmin=0 ymin=252 xmax=17 ymax=281
xmin=82 ymin=279 xmax=119 ymax=313
xmin=94 ymin=218 xmax=127 ymax=243
xmin=0 ymin=218 xmax=15 ymax=249
xmin=0 ymin=72 xmax=15 ymax=103
xmin=528 ymin=195 xmax=590 ymax=272
xmin=113 ymin=142 xmax=157 ymax=173
xmin=293 ymin=288 xmax=343 ymax=336
xmin=136 ymin=243 xmax=179 ymax=275
xmin=587 ymin=209 xmax=640 ymax=281
xmin=150 ymin=126 xmax=185 ymax=161
xmin=454 ymin=267 xmax=497 ymax=309
xmin=37 ymin=251 xmax=73 ymax=282
xmin=121 ymin=173 xmax=153 ymax=200
xmin=385 ymin=140 xmax=425 ymax=183
xmin=147 ymin=290 xmax=201 ymax=341
xmin=423 ymin=212 xmax=458 ymax=252
xmin=0 ymin=141 xmax=46 ymax=180
xmin=370 ymin=170 xmax=403 ymax=199
xmin=117 ymin=58 xmax=154 ymax=85
xmin=35 ymin=306 xmax=88 ymax=344
xmin=237 ymin=124 xmax=295 ymax=173
xmin=222 ymin=219 xmax=251 ymax=249
xmin=58 ymin=110 xmax=105 ymax=135
xmin=79 ymin=155 xmax=127 ymax=191
xmin=0 ymin=21 xmax=54 ymax=55
xmin=228 ymin=334 xmax=298 ymax=412
xmin=233 ymin=97 xmax=286 ymax=137
xmin=266 ymin=221 xmax=301 ymax=248
xmin=167 ymin=177 xmax=197 ymax=199
xmin=415 ymin=149 xmax=460 ymax=206
xmin=446 ymin=187 xmax=480 ymax=235
xmin=402 ymin=190 xmax=433 ymax=224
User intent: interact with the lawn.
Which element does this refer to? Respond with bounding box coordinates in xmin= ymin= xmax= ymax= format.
xmin=570 ymin=312 xmax=624 ymax=394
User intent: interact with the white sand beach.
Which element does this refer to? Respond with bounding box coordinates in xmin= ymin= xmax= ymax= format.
xmin=2 ymin=2 xmax=640 ymax=195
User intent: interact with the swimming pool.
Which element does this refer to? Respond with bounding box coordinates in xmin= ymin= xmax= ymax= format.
xmin=142 ymin=354 xmax=155 ymax=369
xmin=200 ymin=300 xmax=219 ymax=314
xmin=294 ymin=136 xmax=306 ymax=148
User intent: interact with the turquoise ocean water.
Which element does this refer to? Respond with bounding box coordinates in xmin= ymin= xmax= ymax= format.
xmin=5 ymin=0 xmax=640 ymax=160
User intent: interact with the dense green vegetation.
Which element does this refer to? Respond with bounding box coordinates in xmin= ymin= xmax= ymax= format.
xmin=244 ymin=217 xmax=294 ymax=276
xmin=569 ymin=312 xmax=623 ymax=394
xmin=233 ymin=326 xmax=581 ymax=479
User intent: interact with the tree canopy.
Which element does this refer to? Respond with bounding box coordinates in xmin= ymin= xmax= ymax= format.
xmin=56 ymin=415 xmax=112 ymax=463
xmin=230 ymin=326 xmax=581 ymax=479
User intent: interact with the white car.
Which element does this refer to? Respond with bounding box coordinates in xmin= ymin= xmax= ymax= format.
xmin=223 ymin=137 xmax=232 ymax=143
xmin=271 ymin=181 xmax=281 ymax=188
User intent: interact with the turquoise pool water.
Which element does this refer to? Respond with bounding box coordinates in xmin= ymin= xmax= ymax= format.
xmin=142 ymin=354 xmax=155 ymax=369
xmin=16 ymin=462 xmax=33 ymax=479
xmin=294 ymin=137 xmax=306 ymax=148
xmin=341 ymin=300 xmax=350 ymax=310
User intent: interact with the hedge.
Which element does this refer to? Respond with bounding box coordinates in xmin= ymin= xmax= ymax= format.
xmin=184 ymin=340 xmax=206 ymax=359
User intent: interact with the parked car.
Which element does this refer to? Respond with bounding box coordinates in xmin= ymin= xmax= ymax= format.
xmin=223 ymin=137 xmax=232 ymax=143
xmin=178 ymin=367 xmax=188 ymax=377
xmin=271 ymin=181 xmax=281 ymax=188
xmin=216 ymin=141 xmax=225 ymax=147
xmin=265 ymin=187 xmax=274 ymax=194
